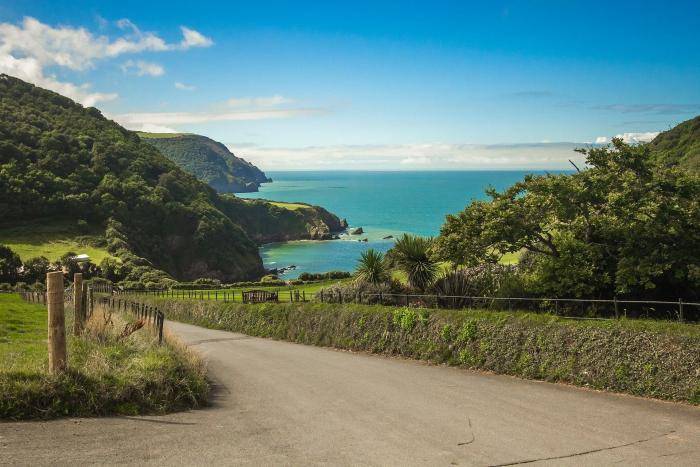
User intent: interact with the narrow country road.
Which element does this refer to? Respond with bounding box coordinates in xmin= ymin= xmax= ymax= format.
xmin=2 ymin=321 xmax=699 ymax=466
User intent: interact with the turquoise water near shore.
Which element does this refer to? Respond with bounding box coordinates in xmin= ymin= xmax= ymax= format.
xmin=239 ymin=171 xmax=559 ymax=278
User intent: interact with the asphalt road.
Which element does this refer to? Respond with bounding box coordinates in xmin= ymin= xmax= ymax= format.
xmin=2 ymin=321 xmax=699 ymax=466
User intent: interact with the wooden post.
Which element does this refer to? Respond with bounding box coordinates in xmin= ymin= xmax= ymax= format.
xmin=73 ymin=273 xmax=83 ymax=335
xmin=47 ymin=271 xmax=67 ymax=374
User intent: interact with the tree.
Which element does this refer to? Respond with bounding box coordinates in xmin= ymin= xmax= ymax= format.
xmin=434 ymin=139 xmax=700 ymax=299
xmin=22 ymin=256 xmax=50 ymax=283
xmin=390 ymin=234 xmax=438 ymax=292
xmin=0 ymin=244 xmax=21 ymax=283
xmin=355 ymin=249 xmax=389 ymax=285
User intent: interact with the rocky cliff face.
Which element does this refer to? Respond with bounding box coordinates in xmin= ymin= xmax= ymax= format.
xmin=216 ymin=196 xmax=348 ymax=244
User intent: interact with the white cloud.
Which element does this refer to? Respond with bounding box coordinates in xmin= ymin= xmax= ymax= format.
xmin=175 ymin=81 xmax=195 ymax=91
xmin=133 ymin=123 xmax=179 ymax=133
xmin=121 ymin=59 xmax=164 ymax=77
xmin=400 ymin=156 xmax=432 ymax=165
xmin=614 ymin=132 xmax=659 ymax=143
xmin=110 ymin=107 xmax=325 ymax=128
xmin=593 ymin=132 xmax=659 ymax=144
xmin=225 ymin=142 xmax=589 ymax=171
xmin=179 ymin=27 xmax=213 ymax=49
xmin=227 ymin=95 xmax=294 ymax=107
xmin=0 ymin=16 xmax=212 ymax=105
xmin=0 ymin=54 xmax=117 ymax=106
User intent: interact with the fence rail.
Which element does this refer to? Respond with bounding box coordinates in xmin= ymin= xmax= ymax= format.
xmin=98 ymin=296 xmax=165 ymax=344
xmin=101 ymin=285 xmax=700 ymax=323
xmin=110 ymin=287 xmax=310 ymax=303
xmin=317 ymin=291 xmax=699 ymax=323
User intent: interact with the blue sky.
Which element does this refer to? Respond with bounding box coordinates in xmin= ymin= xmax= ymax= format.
xmin=1 ymin=1 xmax=699 ymax=169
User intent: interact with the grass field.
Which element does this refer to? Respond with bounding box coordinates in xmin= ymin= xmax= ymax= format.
xmin=0 ymin=294 xmax=208 ymax=419
xmin=0 ymin=221 xmax=116 ymax=263
xmin=0 ymin=293 xmax=47 ymax=371
xmin=166 ymin=279 xmax=351 ymax=302
xmin=243 ymin=199 xmax=310 ymax=211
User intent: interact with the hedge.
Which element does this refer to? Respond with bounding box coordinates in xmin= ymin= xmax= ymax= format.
xmin=142 ymin=299 xmax=700 ymax=404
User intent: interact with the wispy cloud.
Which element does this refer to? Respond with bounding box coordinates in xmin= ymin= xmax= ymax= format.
xmin=225 ymin=142 xmax=590 ymax=171
xmin=227 ymin=95 xmax=294 ymax=107
xmin=111 ymin=107 xmax=325 ymax=130
xmin=594 ymin=103 xmax=700 ymax=115
xmin=0 ymin=16 xmax=212 ymax=105
xmin=121 ymin=59 xmax=164 ymax=77
xmin=179 ymin=27 xmax=214 ymax=49
xmin=175 ymin=81 xmax=196 ymax=91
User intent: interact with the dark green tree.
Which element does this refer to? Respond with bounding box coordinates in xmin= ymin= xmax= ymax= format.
xmin=22 ymin=256 xmax=50 ymax=283
xmin=0 ymin=244 xmax=21 ymax=283
xmin=434 ymin=139 xmax=700 ymax=299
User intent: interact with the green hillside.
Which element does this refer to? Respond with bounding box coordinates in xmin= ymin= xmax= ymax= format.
xmin=649 ymin=115 xmax=700 ymax=172
xmin=0 ymin=74 xmax=265 ymax=283
xmin=138 ymin=132 xmax=271 ymax=192
xmin=0 ymin=74 xmax=347 ymax=286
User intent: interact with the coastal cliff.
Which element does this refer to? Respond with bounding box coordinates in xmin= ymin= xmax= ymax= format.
xmin=138 ymin=133 xmax=271 ymax=192
xmin=216 ymin=196 xmax=347 ymax=244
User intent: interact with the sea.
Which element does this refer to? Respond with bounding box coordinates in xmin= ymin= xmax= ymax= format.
xmin=237 ymin=171 xmax=558 ymax=278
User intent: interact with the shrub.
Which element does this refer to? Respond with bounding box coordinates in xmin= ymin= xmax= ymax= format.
xmin=355 ymin=249 xmax=390 ymax=285
xmin=389 ymin=234 xmax=438 ymax=292
xmin=298 ymin=271 xmax=352 ymax=281
xmin=193 ymin=278 xmax=222 ymax=286
xmin=432 ymin=264 xmax=523 ymax=308
xmin=316 ymin=279 xmax=406 ymax=304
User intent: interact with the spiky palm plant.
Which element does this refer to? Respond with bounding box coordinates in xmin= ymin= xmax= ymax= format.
xmin=355 ymin=249 xmax=389 ymax=285
xmin=391 ymin=234 xmax=438 ymax=292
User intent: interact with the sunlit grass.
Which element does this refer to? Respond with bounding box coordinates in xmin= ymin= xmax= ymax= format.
xmin=0 ymin=220 xmax=117 ymax=263
xmin=0 ymin=294 xmax=207 ymax=419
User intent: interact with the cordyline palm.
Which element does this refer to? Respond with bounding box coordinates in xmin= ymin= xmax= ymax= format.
xmin=355 ymin=249 xmax=389 ymax=285
xmin=392 ymin=234 xmax=438 ymax=292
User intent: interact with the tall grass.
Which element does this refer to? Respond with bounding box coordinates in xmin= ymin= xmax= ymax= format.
xmin=0 ymin=296 xmax=208 ymax=420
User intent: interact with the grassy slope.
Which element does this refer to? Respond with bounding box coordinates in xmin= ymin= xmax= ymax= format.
xmin=262 ymin=201 xmax=309 ymax=211
xmin=0 ymin=221 xmax=116 ymax=263
xmin=649 ymin=114 xmax=700 ymax=173
xmin=136 ymin=132 xmax=188 ymax=139
xmin=141 ymin=298 xmax=700 ymax=404
xmin=0 ymin=294 xmax=208 ymax=419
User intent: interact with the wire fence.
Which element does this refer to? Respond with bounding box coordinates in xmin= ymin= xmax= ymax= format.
xmin=316 ymin=291 xmax=699 ymax=323
xmin=97 ymin=283 xmax=700 ymax=323
xmin=108 ymin=286 xmax=311 ymax=304
xmin=98 ymin=296 xmax=165 ymax=344
xmin=19 ymin=285 xmax=166 ymax=343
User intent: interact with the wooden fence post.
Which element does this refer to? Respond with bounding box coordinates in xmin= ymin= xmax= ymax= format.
xmin=73 ymin=273 xmax=83 ymax=335
xmin=47 ymin=271 xmax=67 ymax=374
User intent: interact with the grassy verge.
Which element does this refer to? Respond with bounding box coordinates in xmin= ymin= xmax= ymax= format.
xmin=0 ymin=294 xmax=208 ymax=420
xmin=141 ymin=298 xmax=700 ymax=404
